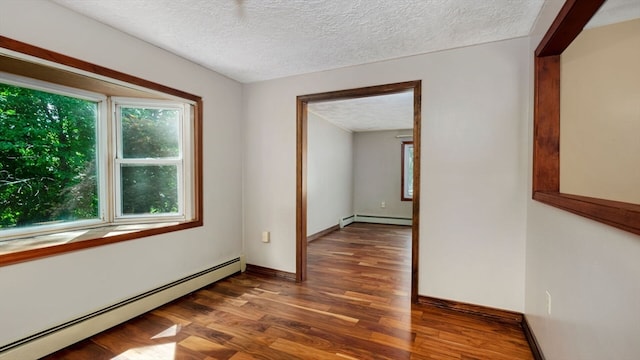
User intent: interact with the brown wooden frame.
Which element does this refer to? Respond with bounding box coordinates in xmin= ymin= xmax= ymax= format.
xmin=0 ymin=36 xmax=204 ymax=266
xmin=533 ymin=0 xmax=640 ymax=236
xmin=401 ymin=141 xmax=414 ymax=201
xmin=296 ymin=80 xmax=422 ymax=302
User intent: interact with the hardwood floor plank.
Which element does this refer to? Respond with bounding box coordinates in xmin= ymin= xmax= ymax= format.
xmin=178 ymin=335 xmax=237 ymax=359
xmin=269 ymin=338 xmax=342 ymax=360
xmin=43 ymin=223 xmax=534 ymax=359
xmin=40 ymin=339 xmax=114 ymax=360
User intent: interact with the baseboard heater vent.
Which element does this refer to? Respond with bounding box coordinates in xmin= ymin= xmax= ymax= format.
xmin=354 ymin=214 xmax=412 ymax=226
xmin=339 ymin=215 xmax=355 ymax=228
xmin=0 ymin=257 xmax=242 ymax=360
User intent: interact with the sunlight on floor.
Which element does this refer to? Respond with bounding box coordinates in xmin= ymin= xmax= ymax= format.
xmin=111 ymin=342 xmax=176 ymax=360
xmin=151 ymin=324 xmax=181 ymax=340
xmin=112 ymin=324 xmax=181 ymax=359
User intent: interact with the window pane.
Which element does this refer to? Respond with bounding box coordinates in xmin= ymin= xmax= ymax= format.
xmin=121 ymin=107 xmax=180 ymax=158
xmin=0 ymin=83 xmax=99 ymax=231
xmin=407 ymin=145 xmax=413 ymax=196
xmin=402 ymin=142 xmax=413 ymax=200
xmin=121 ymin=165 xmax=178 ymax=215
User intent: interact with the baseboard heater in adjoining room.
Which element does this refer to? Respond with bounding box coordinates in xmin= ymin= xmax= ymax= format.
xmin=340 ymin=214 xmax=412 ymax=227
xmin=0 ymin=257 xmax=244 ymax=360
xmin=339 ymin=215 xmax=355 ymax=228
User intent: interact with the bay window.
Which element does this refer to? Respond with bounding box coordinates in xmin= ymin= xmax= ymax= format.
xmin=0 ymin=36 xmax=202 ymax=265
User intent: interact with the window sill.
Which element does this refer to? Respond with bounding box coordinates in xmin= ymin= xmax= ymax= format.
xmin=0 ymin=220 xmax=202 ymax=267
xmin=533 ymin=191 xmax=640 ymax=236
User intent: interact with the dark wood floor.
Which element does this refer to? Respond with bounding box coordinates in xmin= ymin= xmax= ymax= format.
xmin=44 ymin=223 xmax=534 ymax=359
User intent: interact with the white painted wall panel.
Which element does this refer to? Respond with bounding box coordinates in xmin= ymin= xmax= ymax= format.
xmin=243 ymin=37 xmax=529 ymax=311
xmin=307 ymin=112 xmax=353 ymax=235
xmin=353 ymin=130 xmax=413 ymax=219
xmin=0 ymin=0 xmax=243 ymax=348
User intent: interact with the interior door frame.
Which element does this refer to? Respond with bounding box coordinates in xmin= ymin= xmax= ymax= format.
xmin=296 ymin=80 xmax=422 ymax=303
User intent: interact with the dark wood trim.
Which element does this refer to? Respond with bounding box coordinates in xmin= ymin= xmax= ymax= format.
xmin=411 ymin=83 xmax=421 ymax=303
xmin=535 ymin=0 xmax=606 ymax=57
xmin=245 ymin=264 xmax=297 ymax=282
xmin=532 ymin=0 xmax=640 ymax=236
xmin=296 ymin=80 xmax=422 ymax=301
xmin=307 ymin=224 xmax=339 ymax=242
xmin=522 ymin=315 xmax=546 ymax=360
xmin=297 ymin=81 xmax=420 ymax=103
xmin=532 ymin=56 xmax=560 ymax=193
xmin=401 ymin=141 xmax=414 ymax=202
xmin=194 ymin=98 xmax=204 ymax=227
xmin=296 ymin=99 xmax=308 ymax=283
xmin=0 ymin=36 xmax=199 ymax=102
xmin=417 ymin=296 xmax=523 ymax=325
xmin=0 ymin=222 xmax=201 ymax=267
xmin=534 ymin=192 xmax=640 ymax=236
xmin=0 ymin=36 xmax=204 ymax=267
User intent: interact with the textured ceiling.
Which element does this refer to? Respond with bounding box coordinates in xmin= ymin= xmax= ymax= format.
xmin=47 ymin=0 xmax=640 ymax=131
xmin=308 ymin=91 xmax=413 ymax=132
xmin=305 ymin=0 xmax=640 ymax=133
xmin=51 ymin=0 xmax=545 ymax=83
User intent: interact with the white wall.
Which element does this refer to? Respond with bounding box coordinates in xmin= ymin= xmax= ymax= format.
xmin=307 ymin=112 xmax=353 ymax=235
xmin=0 ymin=0 xmax=243 ymax=348
xmin=560 ymin=19 xmax=640 ymax=204
xmin=525 ymin=1 xmax=640 ymax=359
xmin=353 ymin=130 xmax=413 ymax=218
xmin=243 ymin=37 xmax=529 ymax=311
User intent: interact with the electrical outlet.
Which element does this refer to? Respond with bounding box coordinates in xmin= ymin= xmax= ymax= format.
xmin=545 ymin=290 xmax=551 ymax=315
xmin=261 ymin=231 xmax=270 ymax=243
xmin=380 ymin=201 xmax=386 ymax=208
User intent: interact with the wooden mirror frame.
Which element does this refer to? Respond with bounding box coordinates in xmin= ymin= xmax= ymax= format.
xmin=533 ymin=0 xmax=640 ymax=236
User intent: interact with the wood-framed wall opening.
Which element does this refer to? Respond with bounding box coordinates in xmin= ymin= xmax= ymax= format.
xmin=533 ymin=0 xmax=640 ymax=236
xmin=296 ymin=80 xmax=422 ymax=303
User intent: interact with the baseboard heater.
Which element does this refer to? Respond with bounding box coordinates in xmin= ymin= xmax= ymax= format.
xmin=0 ymin=257 xmax=244 ymax=360
xmin=341 ymin=214 xmax=412 ymax=226
xmin=339 ymin=215 xmax=355 ymax=228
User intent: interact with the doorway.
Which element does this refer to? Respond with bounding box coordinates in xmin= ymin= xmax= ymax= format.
xmin=296 ymin=80 xmax=422 ymax=302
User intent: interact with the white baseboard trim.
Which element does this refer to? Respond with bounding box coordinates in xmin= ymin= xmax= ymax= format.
xmin=354 ymin=214 xmax=412 ymax=226
xmin=0 ymin=258 xmax=242 ymax=360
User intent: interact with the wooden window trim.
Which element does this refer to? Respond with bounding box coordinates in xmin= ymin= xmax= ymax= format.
xmin=0 ymin=36 xmax=203 ymax=266
xmin=533 ymin=0 xmax=640 ymax=236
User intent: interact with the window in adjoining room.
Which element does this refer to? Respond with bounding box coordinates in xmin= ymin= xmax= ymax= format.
xmin=402 ymin=141 xmax=413 ymax=201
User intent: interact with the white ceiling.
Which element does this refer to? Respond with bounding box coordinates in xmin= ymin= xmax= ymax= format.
xmin=48 ymin=0 xmax=640 ymax=131
xmin=308 ymin=91 xmax=414 ymax=132
xmin=51 ymin=0 xmax=546 ymax=83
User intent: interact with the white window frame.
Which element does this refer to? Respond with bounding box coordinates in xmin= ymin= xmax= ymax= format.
xmin=0 ymin=72 xmax=108 ymax=239
xmin=112 ymin=98 xmax=192 ymax=222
